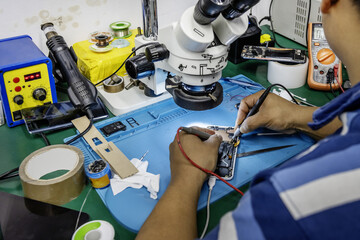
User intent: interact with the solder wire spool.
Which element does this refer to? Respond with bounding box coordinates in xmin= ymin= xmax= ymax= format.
xmin=85 ymin=159 xmax=112 ymax=189
xmin=110 ymin=21 xmax=132 ymax=38
xmin=72 ymin=220 xmax=115 ymax=240
xmin=88 ymin=31 xmax=113 ymax=43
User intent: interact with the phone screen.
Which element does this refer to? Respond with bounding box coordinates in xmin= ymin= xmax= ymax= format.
xmin=0 ymin=191 xmax=89 ymax=240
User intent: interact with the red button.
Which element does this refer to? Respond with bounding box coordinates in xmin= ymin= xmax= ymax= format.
xmin=13 ymin=77 xmax=20 ymax=83
xmin=15 ymin=86 xmax=22 ymax=92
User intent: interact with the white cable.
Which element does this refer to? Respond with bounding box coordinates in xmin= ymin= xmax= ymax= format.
xmin=74 ymin=187 xmax=92 ymax=231
xmin=200 ymin=176 xmax=217 ymax=239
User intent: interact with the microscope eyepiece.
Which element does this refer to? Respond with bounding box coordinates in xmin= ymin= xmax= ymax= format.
xmin=222 ymin=0 xmax=260 ymax=20
xmin=193 ymin=0 xmax=230 ymax=25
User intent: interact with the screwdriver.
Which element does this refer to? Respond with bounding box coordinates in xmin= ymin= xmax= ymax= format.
xmin=232 ymin=87 xmax=272 ymax=142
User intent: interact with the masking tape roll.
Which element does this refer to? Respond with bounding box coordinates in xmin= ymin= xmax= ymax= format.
xmin=19 ymin=145 xmax=85 ymax=205
xmin=267 ymin=58 xmax=309 ymax=89
xmin=72 ymin=220 xmax=115 ymax=240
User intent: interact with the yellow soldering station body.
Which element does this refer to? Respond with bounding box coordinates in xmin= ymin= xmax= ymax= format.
xmin=0 ymin=35 xmax=57 ymax=127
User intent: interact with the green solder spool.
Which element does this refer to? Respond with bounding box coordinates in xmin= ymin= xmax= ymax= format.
xmin=110 ymin=21 xmax=132 ymax=38
xmin=85 ymin=159 xmax=111 ymax=189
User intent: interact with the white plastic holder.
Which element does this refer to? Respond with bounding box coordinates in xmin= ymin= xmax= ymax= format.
xmin=97 ymin=75 xmax=171 ymax=116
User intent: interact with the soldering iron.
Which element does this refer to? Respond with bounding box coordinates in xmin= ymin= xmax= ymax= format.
xmin=232 ymin=87 xmax=272 ymax=141
xmin=232 ymin=83 xmax=299 ymax=142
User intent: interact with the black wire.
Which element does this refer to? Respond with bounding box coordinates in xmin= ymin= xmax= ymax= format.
xmin=269 ymin=0 xmax=285 ymax=48
xmin=40 ymin=132 xmax=51 ymax=146
xmin=0 ymin=167 xmax=19 ymax=181
xmin=269 ymin=83 xmax=299 ymax=105
xmin=329 ymin=81 xmax=337 ymax=98
xmin=65 ymin=109 xmax=94 ymax=145
xmin=0 ymin=172 xmax=19 ymax=180
xmin=305 ymin=0 xmax=312 ymax=47
xmin=259 ymin=16 xmax=271 ymax=25
xmin=95 ymin=42 xmax=156 ymax=86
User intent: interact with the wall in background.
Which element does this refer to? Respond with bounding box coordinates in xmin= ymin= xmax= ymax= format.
xmin=0 ymin=0 xmax=270 ymax=53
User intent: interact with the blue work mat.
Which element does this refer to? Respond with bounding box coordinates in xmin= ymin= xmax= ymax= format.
xmin=66 ymin=75 xmax=315 ymax=232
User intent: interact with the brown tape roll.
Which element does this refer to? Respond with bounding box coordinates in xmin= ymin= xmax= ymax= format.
xmin=19 ymin=145 xmax=85 ymax=206
xmin=103 ymin=75 xmax=125 ymax=93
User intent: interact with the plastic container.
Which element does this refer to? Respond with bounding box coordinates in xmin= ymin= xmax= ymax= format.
xmin=85 ymin=159 xmax=111 ymax=189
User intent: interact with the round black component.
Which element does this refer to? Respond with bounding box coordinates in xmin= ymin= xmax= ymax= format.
xmin=166 ymin=80 xmax=223 ymax=111
xmin=33 ymin=88 xmax=47 ymax=101
xmin=125 ymin=53 xmax=155 ymax=79
xmin=95 ymin=35 xmax=109 ymax=47
xmin=193 ymin=0 xmax=230 ymax=25
xmin=222 ymin=0 xmax=260 ymax=20
xmin=145 ymin=43 xmax=169 ymax=62
xmin=13 ymin=95 xmax=24 ymax=105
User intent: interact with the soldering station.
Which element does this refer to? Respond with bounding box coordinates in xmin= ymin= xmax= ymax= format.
xmin=0 ymin=0 xmax=347 ymax=239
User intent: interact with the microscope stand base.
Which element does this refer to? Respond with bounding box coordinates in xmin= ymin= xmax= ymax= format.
xmin=97 ymin=77 xmax=171 ymax=116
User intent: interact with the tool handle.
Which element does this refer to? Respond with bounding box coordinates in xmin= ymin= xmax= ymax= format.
xmin=181 ymin=127 xmax=211 ymax=141
xmin=233 ymin=88 xmax=271 ymax=140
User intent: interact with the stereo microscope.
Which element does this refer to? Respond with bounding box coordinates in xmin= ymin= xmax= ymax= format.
xmin=125 ymin=0 xmax=260 ymax=110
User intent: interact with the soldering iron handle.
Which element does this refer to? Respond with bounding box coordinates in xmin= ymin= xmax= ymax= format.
xmin=182 ymin=127 xmax=211 ymax=141
xmin=233 ymin=88 xmax=271 ymax=139
xmin=247 ymin=88 xmax=271 ymax=117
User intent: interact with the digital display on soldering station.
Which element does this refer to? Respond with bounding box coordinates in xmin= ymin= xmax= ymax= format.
xmin=24 ymin=72 xmax=41 ymax=82
xmin=313 ymin=27 xmax=325 ymax=40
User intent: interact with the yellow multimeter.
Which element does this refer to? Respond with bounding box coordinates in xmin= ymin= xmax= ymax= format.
xmin=307 ymin=22 xmax=342 ymax=91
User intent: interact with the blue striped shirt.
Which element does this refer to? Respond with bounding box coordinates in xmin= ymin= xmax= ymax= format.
xmin=204 ymin=83 xmax=360 ymax=239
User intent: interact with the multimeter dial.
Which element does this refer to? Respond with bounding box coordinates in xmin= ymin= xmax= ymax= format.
xmin=316 ymin=48 xmax=336 ymax=65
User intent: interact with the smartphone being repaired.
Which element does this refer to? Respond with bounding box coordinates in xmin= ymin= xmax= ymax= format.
xmin=208 ymin=126 xmax=239 ymax=180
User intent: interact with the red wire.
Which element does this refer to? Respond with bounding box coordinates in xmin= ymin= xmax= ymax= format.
xmin=334 ymin=65 xmax=345 ymax=93
xmin=176 ymin=127 xmax=244 ymax=196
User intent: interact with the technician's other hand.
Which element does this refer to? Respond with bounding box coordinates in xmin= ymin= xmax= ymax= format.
xmin=235 ymin=91 xmax=303 ymax=134
xmin=169 ymin=127 xmax=222 ymax=187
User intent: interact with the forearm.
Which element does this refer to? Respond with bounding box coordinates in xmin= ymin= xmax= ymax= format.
xmin=136 ymin=178 xmax=203 ymax=240
xmin=290 ymin=106 xmax=342 ymax=140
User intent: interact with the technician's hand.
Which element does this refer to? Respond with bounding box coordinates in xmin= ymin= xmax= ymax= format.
xmin=235 ymin=91 xmax=305 ymax=134
xmin=169 ymin=127 xmax=222 ymax=188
